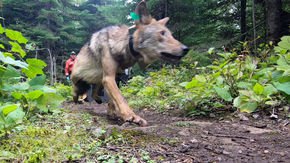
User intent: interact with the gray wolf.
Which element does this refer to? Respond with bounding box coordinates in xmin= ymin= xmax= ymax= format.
xmin=71 ymin=0 xmax=189 ymax=126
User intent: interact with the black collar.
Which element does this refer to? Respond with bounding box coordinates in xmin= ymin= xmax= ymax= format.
xmin=129 ymin=36 xmax=141 ymax=57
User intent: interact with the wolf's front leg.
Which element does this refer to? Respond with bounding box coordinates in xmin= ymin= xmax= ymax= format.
xmin=101 ymin=46 xmax=147 ymax=126
xmin=102 ymin=75 xmax=147 ymax=126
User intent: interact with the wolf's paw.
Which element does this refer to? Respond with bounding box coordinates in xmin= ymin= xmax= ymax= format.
xmin=125 ymin=114 xmax=148 ymax=127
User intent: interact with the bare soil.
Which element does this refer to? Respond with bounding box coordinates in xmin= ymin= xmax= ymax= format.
xmin=65 ymin=102 xmax=290 ymax=163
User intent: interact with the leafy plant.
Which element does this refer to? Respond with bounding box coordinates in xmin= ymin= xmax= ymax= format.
xmin=0 ymin=104 xmax=25 ymax=136
xmin=121 ymin=36 xmax=290 ymax=115
xmin=0 ymin=24 xmax=64 ymax=135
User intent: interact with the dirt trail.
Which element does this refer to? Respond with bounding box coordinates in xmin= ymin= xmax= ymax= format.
xmin=66 ymin=102 xmax=290 ymax=162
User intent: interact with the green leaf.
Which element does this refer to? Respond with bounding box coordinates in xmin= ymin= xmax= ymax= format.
xmin=25 ymin=90 xmax=44 ymax=100
xmin=0 ymin=151 xmax=15 ymax=159
xmin=29 ymin=75 xmax=46 ymax=86
xmin=207 ymin=47 xmax=215 ymax=54
xmin=277 ymin=55 xmax=288 ymax=66
xmin=0 ymin=104 xmax=18 ymax=116
xmin=185 ymin=77 xmax=205 ymax=89
xmin=276 ymin=65 xmax=290 ymax=76
xmin=277 ymin=36 xmax=290 ymax=50
xmin=253 ymin=83 xmax=264 ymax=95
xmin=237 ymin=82 xmax=253 ymax=89
xmin=3 ymin=52 xmax=14 ymax=58
xmin=263 ymin=84 xmax=278 ymax=97
xmin=239 ymin=101 xmax=258 ymax=113
xmin=195 ymin=75 xmax=206 ymax=82
xmin=0 ymin=44 xmax=4 ymax=49
xmin=37 ymin=93 xmax=64 ymax=113
xmin=5 ymin=107 xmax=25 ymax=124
xmin=11 ymin=92 xmax=23 ymax=100
xmin=233 ymin=96 xmax=242 ymax=108
xmin=2 ymin=82 xmax=29 ymax=91
xmin=239 ymin=90 xmax=253 ymax=97
xmin=179 ymin=82 xmax=189 ymax=87
xmin=214 ymin=86 xmax=233 ymax=102
xmin=274 ymin=82 xmax=290 ymax=95
xmin=32 ymin=85 xmax=56 ymax=93
xmin=0 ymin=24 xmax=4 ymax=34
xmin=0 ymin=52 xmax=28 ymax=68
xmin=265 ymin=100 xmax=279 ymax=106
xmin=9 ymin=41 xmax=26 ymax=58
xmin=2 ymin=65 xmax=21 ymax=79
xmin=22 ymin=59 xmax=47 ymax=78
xmin=5 ymin=29 xmax=28 ymax=44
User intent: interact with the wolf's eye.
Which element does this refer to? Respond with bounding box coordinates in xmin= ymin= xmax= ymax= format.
xmin=160 ymin=31 xmax=166 ymax=36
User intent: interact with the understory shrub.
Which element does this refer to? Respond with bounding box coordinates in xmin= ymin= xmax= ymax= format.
xmin=121 ymin=36 xmax=290 ymax=115
xmin=0 ymin=25 xmax=64 ymax=135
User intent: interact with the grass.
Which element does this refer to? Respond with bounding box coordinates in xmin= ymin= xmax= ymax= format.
xmin=0 ymin=109 xmax=156 ymax=162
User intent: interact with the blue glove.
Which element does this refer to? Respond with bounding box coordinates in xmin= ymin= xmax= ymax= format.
xmin=66 ymin=76 xmax=70 ymax=81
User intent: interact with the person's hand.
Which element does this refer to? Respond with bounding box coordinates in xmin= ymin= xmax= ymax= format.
xmin=66 ymin=75 xmax=70 ymax=81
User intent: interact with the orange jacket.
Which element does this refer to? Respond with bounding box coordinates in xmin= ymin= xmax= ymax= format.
xmin=65 ymin=55 xmax=76 ymax=76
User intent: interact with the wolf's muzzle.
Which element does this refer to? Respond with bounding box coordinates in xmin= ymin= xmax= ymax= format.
xmin=182 ymin=45 xmax=190 ymax=56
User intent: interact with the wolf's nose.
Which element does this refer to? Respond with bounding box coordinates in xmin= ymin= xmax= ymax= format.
xmin=182 ymin=45 xmax=190 ymax=56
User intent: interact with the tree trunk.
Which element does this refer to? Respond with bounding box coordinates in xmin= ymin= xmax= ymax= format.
xmin=265 ymin=0 xmax=282 ymax=42
xmin=240 ymin=0 xmax=247 ymax=41
xmin=164 ymin=0 xmax=168 ymax=17
xmin=252 ymin=0 xmax=257 ymax=51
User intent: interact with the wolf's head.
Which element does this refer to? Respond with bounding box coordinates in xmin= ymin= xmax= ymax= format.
xmin=133 ymin=0 xmax=189 ymax=64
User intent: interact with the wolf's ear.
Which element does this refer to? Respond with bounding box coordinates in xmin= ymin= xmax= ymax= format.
xmin=158 ymin=17 xmax=169 ymax=26
xmin=135 ymin=0 xmax=152 ymax=26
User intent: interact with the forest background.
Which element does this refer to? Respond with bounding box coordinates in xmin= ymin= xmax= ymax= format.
xmin=1 ymin=0 xmax=290 ymax=82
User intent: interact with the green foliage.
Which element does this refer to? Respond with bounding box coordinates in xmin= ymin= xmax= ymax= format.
xmin=0 ymin=110 xmax=155 ymax=162
xmin=122 ymin=36 xmax=290 ymax=115
xmin=54 ymin=83 xmax=73 ymax=101
xmin=0 ymin=104 xmax=25 ymax=136
xmin=0 ymin=27 xmax=65 ymax=135
xmin=122 ymin=67 xmax=193 ymax=111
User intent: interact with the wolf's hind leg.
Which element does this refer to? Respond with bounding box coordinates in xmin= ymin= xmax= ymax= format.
xmin=91 ymin=84 xmax=103 ymax=104
xmin=72 ymin=79 xmax=91 ymax=104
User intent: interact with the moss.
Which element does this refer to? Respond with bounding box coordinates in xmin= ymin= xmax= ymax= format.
xmin=0 ymin=110 xmax=155 ymax=162
xmin=0 ymin=111 xmax=94 ymax=162
xmin=120 ymin=129 xmax=162 ymax=146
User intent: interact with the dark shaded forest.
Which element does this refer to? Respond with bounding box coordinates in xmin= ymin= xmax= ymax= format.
xmin=1 ymin=0 xmax=290 ymax=82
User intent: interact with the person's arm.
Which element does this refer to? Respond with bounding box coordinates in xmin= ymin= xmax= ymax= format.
xmin=65 ymin=60 xmax=70 ymax=80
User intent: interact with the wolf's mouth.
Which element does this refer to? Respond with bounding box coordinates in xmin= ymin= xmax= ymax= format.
xmin=161 ymin=52 xmax=183 ymax=61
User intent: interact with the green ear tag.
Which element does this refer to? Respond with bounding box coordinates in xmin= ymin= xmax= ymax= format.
xmin=130 ymin=12 xmax=140 ymax=21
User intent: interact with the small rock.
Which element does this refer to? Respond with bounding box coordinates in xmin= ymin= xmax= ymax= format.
xmin=238 ymin=113 xmax=249 ymax=121
xmin=278 ymin=107 xmax=284 ymax=111
xmin=209 ymin=113 xmax=216 ymax=118
xmin=250 ymin=139 xmax=255 ymax=142
xmin=279 ymin=152 xmax=285 ymax=157
xmin=190 ymin=138 xmax=199 ymax=143
xmin=238 ymin=150 xmax=243 ymax=154
xmin=252 ymin=114 xmax=259 ymax=119
xmin=222 ymin=150 xmax=231 ymax=155
xmin=264 ymin=150 xmax=269 ymax=154
xmin=178 ymin=129 xmax=191 ymax=136
xmin=254 ymin=123 xmax=267 ymax=129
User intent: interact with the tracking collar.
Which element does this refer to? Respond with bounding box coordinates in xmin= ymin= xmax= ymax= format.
xmin=129 ymin=36 xmax=141 ymax=58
